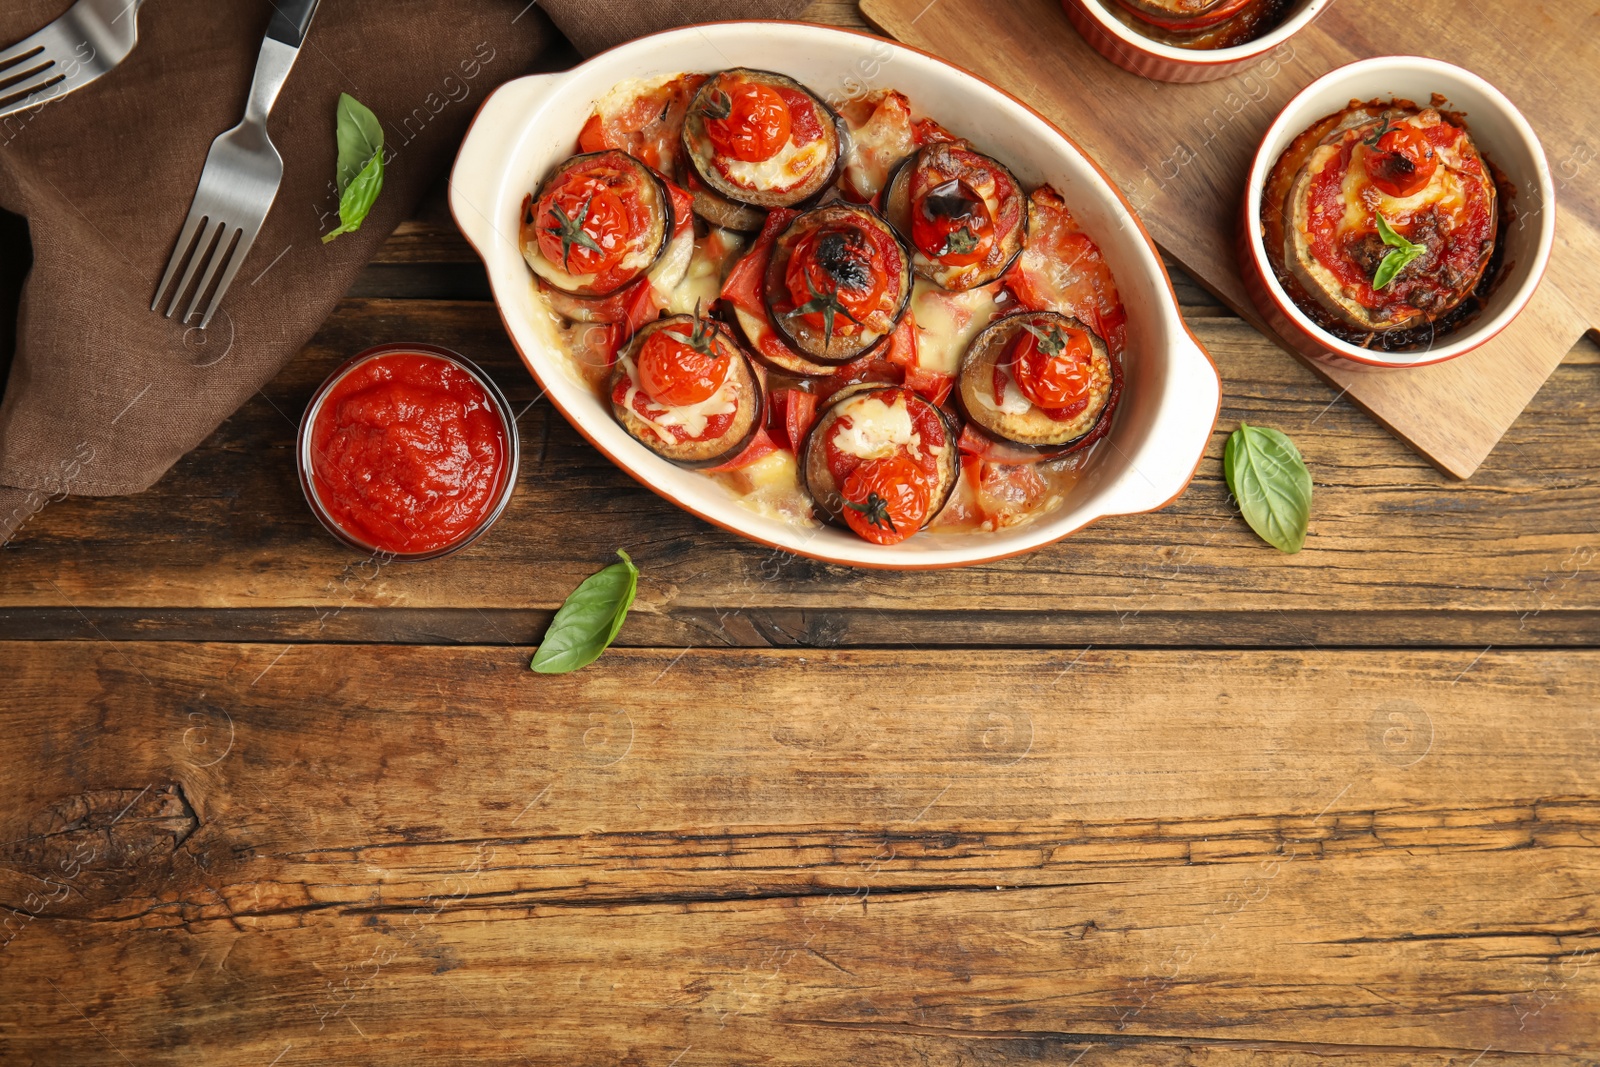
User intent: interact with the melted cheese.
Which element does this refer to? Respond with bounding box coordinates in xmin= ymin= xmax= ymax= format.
xmin=971 ymin=363 xmax=1033 ymax=415
xmin=910 ymin=279 xmax=1006 ymax=375
xmin=592 ymin=74 xmax=677 ymax=124
xmin=841 ymin=91 xmax=917 ymax=200
xmin=717 ymin=135 xmax=831 ymax=193
xmin=647 ymin=225 xmax=695 ymax=297
xmin=526 ymin=234 xmax=661 ymax=292
xmin=527 ymin=281 xmax=609 ymax=390
xmin=615 ymin=349 xmax=739 ymax=444
xmin=667 ymin=228 xmax=745 ymax=316
xmin=831 ymin=394 xmax=922 ymax=460
xmin=1328 ymin=114 xmax=1475 ymax=239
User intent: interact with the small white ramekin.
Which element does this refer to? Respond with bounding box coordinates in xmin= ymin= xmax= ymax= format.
xmin=1061 ymin=0 xmax=1333 ymax=83
xmin=1240 ymin=55 xmax=1556 ymax=370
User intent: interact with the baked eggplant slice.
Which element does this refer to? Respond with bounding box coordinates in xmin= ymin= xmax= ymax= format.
xmin=764 ymin=203 xmax=913 ymax=365
xmin=957 ymin=310 xmax=1119 ymax=454
xmin=882 ymin=143 xmax=1027 ymax=292
xmin=719 ymin=209 xmax=841 ymax=377
xmin=684 ymin=166 xmax=768 ymax=232
xmin=802 ymin=383 xmax=959 ymax=544
xmin=521 ymin=150 xmax=672 ymax=298
xmin=1279 ymin=104 xmax=1498 ymax=335
xmin=681 ymin=68 xmax=844 ymax=210
xmin=729 ymin=303 xmax=839 ymax=377
xmin=537 ymin=221 xmax=694 ymax=326
xmin=609 ymin=314 xmax=765 ymax=468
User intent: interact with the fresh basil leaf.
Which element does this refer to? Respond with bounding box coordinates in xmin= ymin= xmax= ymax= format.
xmin=1372 ymin=213 xmax=1426 ymax=290
xmin=321 ymin=149 xmax=384 ymax=244
xmin=1224 ymin=423 xmax=1312 ymax=554
xmin=335 ymin=93 xmax=384 ymax=195
xmin=530 ymin=550 xmax=639 ymax=674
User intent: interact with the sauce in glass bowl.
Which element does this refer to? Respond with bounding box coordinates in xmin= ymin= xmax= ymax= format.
xmin=298 ymin=344 xmax=518 ymax=559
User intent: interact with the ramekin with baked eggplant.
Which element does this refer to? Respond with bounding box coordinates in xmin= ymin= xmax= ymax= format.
xmin=1261 ymin=99 xmax=1502 ymax=351
xmin=1242 ymin=56 xmax=1555 ymax=372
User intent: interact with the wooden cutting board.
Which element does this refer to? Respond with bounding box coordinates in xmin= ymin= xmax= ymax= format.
xmin=860 ymin=0 xmax=1600 ymax=478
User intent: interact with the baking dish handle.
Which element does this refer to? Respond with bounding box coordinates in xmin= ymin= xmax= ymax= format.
xmin=448 ymin=72 xmax=568 ymax=257
xmin=1108 ymin=332 xmax=1222 ymax=516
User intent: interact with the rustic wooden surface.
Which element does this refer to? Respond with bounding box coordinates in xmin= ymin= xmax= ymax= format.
xmin=3 ymin=2 xmax=1599 ymax=1063
xmin=860 ymin=0 xmax=1600 ymax=478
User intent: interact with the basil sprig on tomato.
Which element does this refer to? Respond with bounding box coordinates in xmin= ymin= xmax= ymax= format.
xmin=519 ymin=151 xmax=671 ymax=298
xmin=764 ymin=203 xmax=913 ymax=364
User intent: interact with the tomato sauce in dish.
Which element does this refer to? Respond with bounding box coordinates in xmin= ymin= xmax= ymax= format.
xmin=304 ymin=348 xmax=515 ymax=557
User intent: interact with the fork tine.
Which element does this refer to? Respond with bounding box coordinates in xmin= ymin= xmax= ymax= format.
xmin=151 ymin=209 xmax=206 ymax=313
xmin=196 ymin=228 xmax=258 ymax=330
xmin=0 ymin=70 xmax=66 ymax=112
xmin=163 ymin=218 xmax=222 ymax=318
xmin=0 ymin=43 xmax=44 ymax=74
xmin=0 ymin=56 xmax=54 ymax=94
xmin=182 ymin=226 xmax=240 ymax=325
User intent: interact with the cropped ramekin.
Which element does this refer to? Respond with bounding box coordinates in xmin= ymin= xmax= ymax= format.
xmin=298 ymin=343 xmax=520 ymax=561
xmin=1240 ymin=56 xmax=1556 ymax=370
xmin=1061 ymin=0 xmax=1332 ymax=83
xmin=448 ymin=21 xmax=1220 ymax=570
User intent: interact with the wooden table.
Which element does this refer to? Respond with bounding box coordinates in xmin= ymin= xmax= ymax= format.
xmin=3 ymin=4 xmax=1599 ymax=1062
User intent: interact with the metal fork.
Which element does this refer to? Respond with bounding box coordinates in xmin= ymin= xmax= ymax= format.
xmin=0 ymin=0 xmax=146 ymax=118
xmin=151 ymin=0 xmax=320 ymax=329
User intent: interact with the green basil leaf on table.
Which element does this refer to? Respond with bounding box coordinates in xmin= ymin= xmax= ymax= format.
xmin=531 ymin=550 xmax=639 ymax=674
xmin=1372 ymin=213 xmax=1426 ymax=290
xmin=322 ymin=149 xmax=384 ymax=245
xmin=334 ymin=92 xmax=384 ymax=194
xmin=1224 ymin=423 xmax=1312 ymax=554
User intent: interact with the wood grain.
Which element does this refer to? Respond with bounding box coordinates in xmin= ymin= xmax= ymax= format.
xmin=4 ymin=3 xmax=1596 ymax=1061
xmin=859 ymin=0 xmax=1600 ymax=478
xmin=2 ymin=641 xmax=1598 ymax=1063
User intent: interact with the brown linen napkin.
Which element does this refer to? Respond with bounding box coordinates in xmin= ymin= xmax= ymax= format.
xmin=0 ymin=0 xmax=806 ymax=544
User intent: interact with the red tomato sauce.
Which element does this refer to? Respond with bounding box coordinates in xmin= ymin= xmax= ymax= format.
xmin=309 ymin=353 xmax=509 ymax=555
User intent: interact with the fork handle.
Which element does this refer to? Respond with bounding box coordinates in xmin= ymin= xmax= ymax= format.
xmin=266 ymin=0 xmax=320 ymax=48
xmin=245 ymin=0 xmax=320 ymax=123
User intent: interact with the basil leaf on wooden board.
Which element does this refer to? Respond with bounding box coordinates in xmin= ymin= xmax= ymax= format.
xmin=322 ymin=149 xmax=384 ymax=244
xmin=530 ymin=550 xmax=639 ymax=674
xmin=1372 ymin=213 xmax=1426 ymax=290
xmin=1224 ymin=423 xmax=1312 ymax=554
xmin=335 ymin=92 xmax=384 ymax=194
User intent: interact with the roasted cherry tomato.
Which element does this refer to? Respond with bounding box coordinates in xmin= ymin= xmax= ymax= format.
xmin=536 ymin=177 xmax=633 ymax=276
xmin=840 ymin=454 xmax=931 ymax=545
xmin=784 ymin=225 xmax=887 ymax=336
xmin=635 ymin=317 xmax=730 ymax=407
xmin=1007 ymin=321 xmax=1094 ymax=411
xmin=1363 ymin=122 xmax=1439 ymax=199
xmin=911 ymin=178 xmax=995 ymax=267
xmin=703 ymin=80 xmax=792 ymax=163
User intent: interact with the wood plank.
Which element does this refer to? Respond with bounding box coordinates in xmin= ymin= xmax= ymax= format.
xmin=859 ymin=0 xmax=1600 ymax=478
xmin=2 ymin=642 xmax=1597 ymax=1060
xmin=2 ymin=300 xmax=1597 ymax=646
xmin=805 ymin=0 xmax=875 ymax=32
xmin=6 ymin=606 xmax=1600 ymax=647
